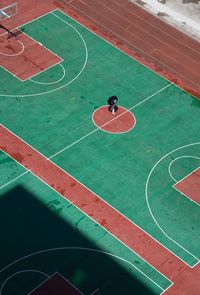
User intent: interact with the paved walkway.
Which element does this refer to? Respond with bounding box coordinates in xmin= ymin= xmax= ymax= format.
xmin=130 ymin=0 xmax=200 ymax=41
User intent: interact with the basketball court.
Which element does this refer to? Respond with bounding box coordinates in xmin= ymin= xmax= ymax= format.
xmin=0 ymin=1 xmax=200 ymax=294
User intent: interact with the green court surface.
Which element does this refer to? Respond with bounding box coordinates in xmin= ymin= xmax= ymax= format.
xmin=0 ymin=9 xmax=200 ymax=294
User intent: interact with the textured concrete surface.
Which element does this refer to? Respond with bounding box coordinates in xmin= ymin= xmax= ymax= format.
xmin=130 ymin=0 xmax=200 ymax=40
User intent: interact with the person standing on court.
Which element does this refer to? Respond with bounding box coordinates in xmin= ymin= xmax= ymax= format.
xmin=107 ymin=95 xmax=118 ymax=115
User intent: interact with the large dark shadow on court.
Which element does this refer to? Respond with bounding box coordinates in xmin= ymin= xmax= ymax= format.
xmin=0 ymin=186 xmax=155 ymax=294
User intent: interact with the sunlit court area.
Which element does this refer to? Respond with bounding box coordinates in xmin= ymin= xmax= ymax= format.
xmin=0 ymin=1 xmax=200 ymax=294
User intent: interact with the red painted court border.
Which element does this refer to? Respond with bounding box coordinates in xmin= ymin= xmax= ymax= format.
xmin=173 ymin=167 xmax=200 ymax=206
xmin=2 ymin=123 xmax=200 ymax=295
xmin=92 ymin=105 xmax=136 ymax=133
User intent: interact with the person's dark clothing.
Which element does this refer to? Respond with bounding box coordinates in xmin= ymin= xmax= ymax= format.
xmin=108 ymin=96 xmax=118 ymax=106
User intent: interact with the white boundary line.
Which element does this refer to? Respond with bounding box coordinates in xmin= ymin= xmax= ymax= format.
xmin=90 ymin=288 xmax=99 ymax=295
xmin=191 ymin=260 xmax=200 ymax=268
xmin=0 ymin=247 xmax=168 ymax=292
xmin=160 ymin=284 xmax=172 ymax=295
xmin=145 ymin=142 xmax=200 ymax=264
xmin=0 ymin=170 xmax=29 ymax=190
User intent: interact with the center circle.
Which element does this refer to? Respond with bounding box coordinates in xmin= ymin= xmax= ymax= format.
xmin=92 ymin=105 xmax=136 ymax=134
